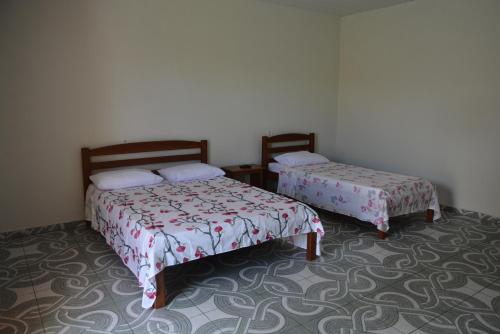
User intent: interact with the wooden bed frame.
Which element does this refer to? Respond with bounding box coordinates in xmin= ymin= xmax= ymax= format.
xmin=261 ymin=133 xmax=315 ymax=186
xmin=81 ymin=139 xmax=317 ymax=309
xmin=261 ymin=132 xmax=434 ymax=240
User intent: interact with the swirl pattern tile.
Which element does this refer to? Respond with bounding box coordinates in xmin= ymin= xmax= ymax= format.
xmin=0 ymin=207 xmax=499 ymax=333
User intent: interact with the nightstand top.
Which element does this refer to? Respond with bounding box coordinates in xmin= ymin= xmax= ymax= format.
xmin=221 ymin=164 xmax=263 ymax=174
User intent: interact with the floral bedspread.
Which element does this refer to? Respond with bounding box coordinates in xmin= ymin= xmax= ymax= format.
xmin=277 ymin=162 xmax=441 ymax=232
xmin=85 ymin=177 xmax=323 ymax=308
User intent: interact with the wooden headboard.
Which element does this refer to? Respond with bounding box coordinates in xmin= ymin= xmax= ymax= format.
xmin=81 ymin=140 xmax=208 ymax=196
xmin=261 ymin=133 xmax=315 ymax=182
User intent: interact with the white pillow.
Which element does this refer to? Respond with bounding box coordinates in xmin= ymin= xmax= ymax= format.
xmin=158 ymin=163 xmax=225 ymax=183
xmin=90 ymin=169 xmax=164 ymax=190
xmin=274 ymin=151 xmax=329 ymax=167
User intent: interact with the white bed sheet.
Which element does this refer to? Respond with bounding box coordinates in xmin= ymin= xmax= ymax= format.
xmin=276 ymin=162 xmax=441 ymax=232
xmin=268 ymin=162 xmax=285 ymax=173
xmin=85 ymin=177 xmax=324 ymax=308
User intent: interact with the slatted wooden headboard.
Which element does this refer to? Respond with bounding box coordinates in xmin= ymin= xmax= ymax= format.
xmin=261 ymin=133 xmax=315 ymax=182
xmin=81 ymin=140 xmax=208 ymax=196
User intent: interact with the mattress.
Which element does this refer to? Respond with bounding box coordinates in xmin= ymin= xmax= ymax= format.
xmin=85 ymin=176 xmax=324 ymax=308
xmin=276 ymin=162 xmax=441 ymax=232
xmin=268 ymin=162 xmax=285 ymax=173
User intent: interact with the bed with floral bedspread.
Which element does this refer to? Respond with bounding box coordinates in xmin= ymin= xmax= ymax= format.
xmin=277 ymin=162 xmax=440 ymax=232
xmin=85 ymin=176 xmax=323 ymax=308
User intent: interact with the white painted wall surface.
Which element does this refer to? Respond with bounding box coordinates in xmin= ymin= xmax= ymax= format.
xmin=0 ymin=0 xmax=339 ymax=232
xmin=337 ymin=0 xmax=500 ymax=216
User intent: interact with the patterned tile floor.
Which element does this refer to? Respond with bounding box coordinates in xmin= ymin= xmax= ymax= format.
xmin=1 ymin=207 xmax=499 ymax=333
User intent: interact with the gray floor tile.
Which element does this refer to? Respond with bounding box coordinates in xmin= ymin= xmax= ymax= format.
xmin=0 ymin=297 xmax=45 ymax=334
xmin=23 ymin=232 xmax=77 ymax=266
xmin=0 ymin=316 xmax=45 ymax=334
xmin=1 ymin=207 xmax=499 ymax=334
xmin=413 ymin=306 xmax=500 ymax=334
xmin=127 ymin=304 xmax=207 ymax=334
xmin=0 ymin=265 xmax=33 ymax=311
xmin=298 ymin=300 xmax=408 ymax=334
xmin=203 ymin=305 xmax=309 ymax=334
xmin=39 ymin=286 xmax=132 ymax=334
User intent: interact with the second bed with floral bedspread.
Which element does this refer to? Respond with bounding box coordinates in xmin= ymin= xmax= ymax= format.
xmin=277 ymin=162 xmax=440 ymax=232
xmin=85 ymin=177 xmax=323 ymax=308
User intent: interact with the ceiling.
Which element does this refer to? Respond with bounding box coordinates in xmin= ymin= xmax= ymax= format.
xmin=261 ymin=0 xmax=413 ymax=16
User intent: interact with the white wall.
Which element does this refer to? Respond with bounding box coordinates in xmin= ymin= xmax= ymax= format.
xmin=337 ymin=0 xmax=500 ymax=216
xmin=0 ymin=0 xmax=340 ymax=232
xmin=3 ymin=0 xmax=497 ymax=233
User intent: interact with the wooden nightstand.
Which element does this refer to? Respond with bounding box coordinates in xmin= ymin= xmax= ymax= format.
xmin=221 ymin=164 xmax=264 ymax=188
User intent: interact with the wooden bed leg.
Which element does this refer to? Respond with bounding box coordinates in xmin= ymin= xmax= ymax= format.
xmin=426 ymin=209 xmax=434 ymax=223
xmin=378 ymin=231 xmax=387 ymax=240
xmin=306 ymin=232 xmax=317 ymax=261
xmin=153 ymin=270 xmax=166 ymax=309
